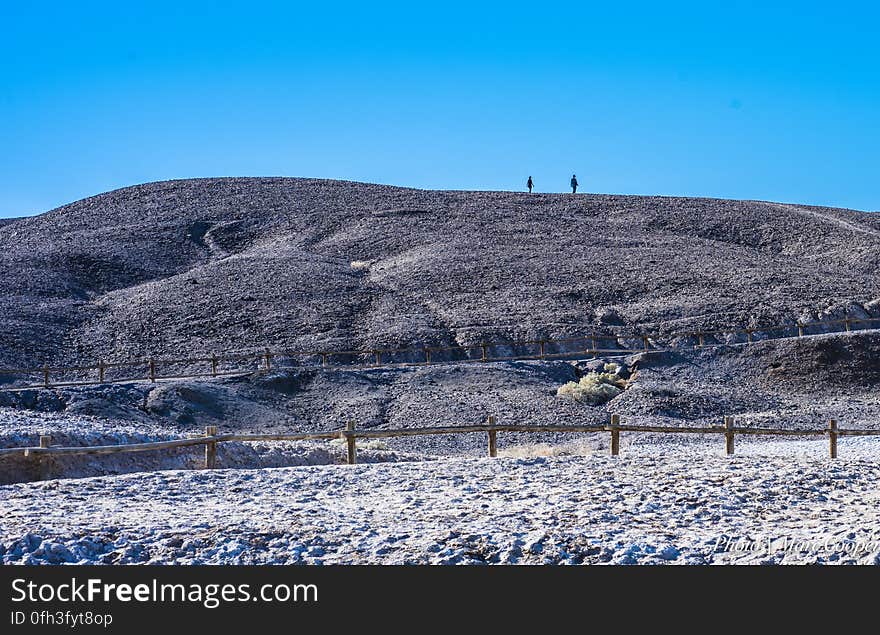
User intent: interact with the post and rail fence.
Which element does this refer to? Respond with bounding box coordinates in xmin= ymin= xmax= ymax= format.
xmin=2 ymin=315 xmax=879 ymax=392
xmin=2 ymin=415 xmax=879 ymax=481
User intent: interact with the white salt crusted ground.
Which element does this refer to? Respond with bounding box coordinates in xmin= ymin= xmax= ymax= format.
xmin=2 ymin=437 xmax=879 ymax=565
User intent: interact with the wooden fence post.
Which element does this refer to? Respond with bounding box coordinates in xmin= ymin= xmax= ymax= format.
xmin=746 ymin=329 xmax=753 ymax=345
xmin=205 ymin=426 xmax=217 ymax=469
xmin=724 ymin=416 xmax=735 ymax=455
xmin=539 ymin=340 xmax=545 ymax=360
xmin=346 ymin=421 xmax=357 ymax=465
xmin=797 ymin=323 xmax=804 ymax=338
xmin=98 ymin=360 xmax=106 ymax=383
xmin=845 ymin=319 xmax=851 ymax=333
xmin=211 ymin=353 xmax=218 ymax=377
xmin=487 ymin=415 xmax=497 ymax=457
xmin=610 ymin=413 xmax=620 ymax=456
xmin=591 ymin=332 xmax=597 ymax=352
xmin=43 ymin=365 xmax=50 ymax=388
xmin=643 ymin=336 xmax=649 ymax=352
xmin=148 ymin=358 xmax=156 ymax=383
xmin=38 ymin=435 xmax=51 ymax=480
xmin=264 ymin=349 xmax=272 ymax=370
xmin=481 ymin=343 xmax=488 ymax=362
xmin=424 ymin=348 xmax=432 ymax=365
xmin=322 ymin=353 xmax=328 ymax=368
xmin=697 ymin=333 xmax=704 ymax=348
xmin=828 ymin=419 xmax=838 ymax=459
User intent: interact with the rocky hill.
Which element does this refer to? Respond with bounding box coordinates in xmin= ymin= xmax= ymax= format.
xmin=4 ymin=179 xmax=880 ymax=556
xmin=1 ymin=177 xmax=879 ymax=370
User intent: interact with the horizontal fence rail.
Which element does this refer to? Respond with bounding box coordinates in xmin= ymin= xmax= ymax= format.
xmin=3 ymin=415 xmax=878 ymax=480
xmin=1 ymin=315 xmax=879 ymax=392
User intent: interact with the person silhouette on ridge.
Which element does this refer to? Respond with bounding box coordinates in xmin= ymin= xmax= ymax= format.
xmin=527 ymin=176 xmax=534 ymax=193
xmin=570 ymin=174 xmax=578 ymax=194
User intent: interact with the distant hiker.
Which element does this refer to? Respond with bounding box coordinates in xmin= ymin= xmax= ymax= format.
xmin=527 ymin=176 xmax=534 ymax=193
xmin=570 ymin=174 xmax=578 ymax=194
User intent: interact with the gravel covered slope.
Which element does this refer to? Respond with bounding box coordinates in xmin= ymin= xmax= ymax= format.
xmin=5 ymin=330 xmax=880 ymax=440
xmin=3 ymin=441 xmax=879 ymax=565
xmin=2 ymin=177 xmax=879 ymax=369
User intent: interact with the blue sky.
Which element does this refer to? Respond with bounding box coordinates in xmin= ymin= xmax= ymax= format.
xmin=1 ymin=1 xmax=878 ymax=217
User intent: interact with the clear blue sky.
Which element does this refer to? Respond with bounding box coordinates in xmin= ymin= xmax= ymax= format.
xmin=1 ymin=1 xmax=878 ymax=218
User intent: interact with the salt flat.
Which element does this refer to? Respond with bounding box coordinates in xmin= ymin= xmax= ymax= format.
xmin=3 ymin=438 xmax=879 ymax=565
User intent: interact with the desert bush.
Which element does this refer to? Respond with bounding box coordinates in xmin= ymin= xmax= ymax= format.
xmin=350 ymin=260 xmax=371 ymax=271
xmin=329 ymin=437 xmax=388 ymax=451
xmin=557 ymin=371 xmax=626 ymax=404
xmin=498 ymin=441 xmax=596 ymax=458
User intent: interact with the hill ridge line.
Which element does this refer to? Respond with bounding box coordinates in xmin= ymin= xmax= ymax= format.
xmin=767 ymin=202 xmax=880 ymax=238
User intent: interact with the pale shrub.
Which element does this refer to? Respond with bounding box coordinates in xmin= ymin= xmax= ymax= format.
xmin=362 ymin=440 xmax=389 ymax=451
xmin=557 ymin=371 xmax=625 ymax=404
xmin=350 ymin=260 xmax=371 ymax=271
xmin=329 ymin=437 xmax=388 ymax=451
xmin=499 ymin=441 xmax=596 ymax=458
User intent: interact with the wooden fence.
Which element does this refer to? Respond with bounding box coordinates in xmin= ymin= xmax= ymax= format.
xmin=2 ymin=415 xmax=879 ymax=480
xmin=1 ymin=315 xmax=878 ymax=392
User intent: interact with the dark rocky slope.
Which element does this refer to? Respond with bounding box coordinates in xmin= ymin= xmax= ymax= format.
xmin=1 ymin=177 xmax=879 ymax=369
